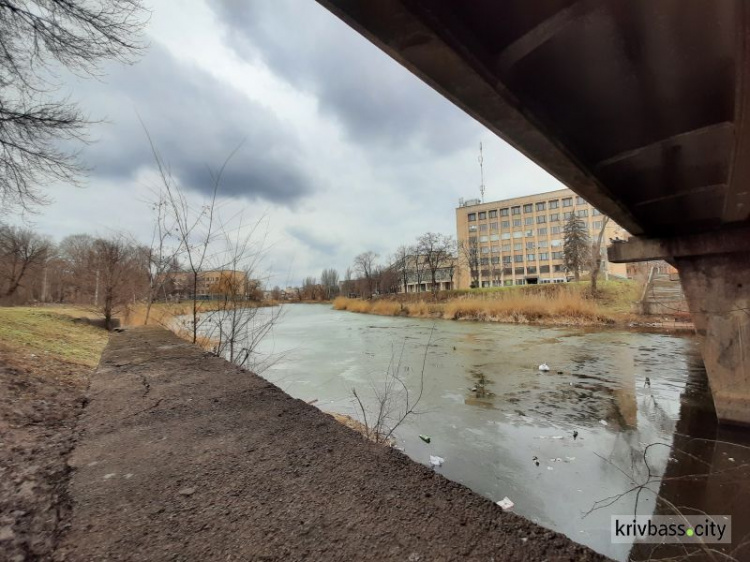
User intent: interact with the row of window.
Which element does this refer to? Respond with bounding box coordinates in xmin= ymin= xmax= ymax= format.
xmin=478 ymin=265 xmax=567 ymax=275
xmin=466 ymin=196 xmax=593 ymax=221
xmin=476 ymin=251 xmax=565 ymax=264
xmin=469 ymin=220 xmax=604 ymax=237
xmin=468 ymin=208 xmax=601 ymax=224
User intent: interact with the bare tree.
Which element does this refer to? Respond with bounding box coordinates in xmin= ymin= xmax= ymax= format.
xmin=58 ymin=234 xmax=95 ymax=302
xmin=0 ymin=225 xmax=52 ymax=298
xmin=393 ymin=245 xmax=411 ymax=294
xmin=418 ymin=232 xmax=454 ymax=296
xmin=90 ymin=235 xmax=145 ymax=330
xmin=353 ymin=251 xmax=378 ymax=297
xmin=459 ymin=238 xmax=480 ymax=288
xmin=0 ymin=0 xmax=147 ymax=213
xmin=320 ymin=268 xmax=339 ymax=300
xmin=590 ymin=217 xmax=610 ymax=293
xmin=352 ymin=326 xmax=434 ymax=444
xmin=563 ymin=213 xmax=590 ymax=282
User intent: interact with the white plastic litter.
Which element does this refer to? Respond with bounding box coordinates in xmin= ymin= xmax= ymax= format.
xmin=496 ymin=497 xmax=515 ymax=510
xmin=600 ymin=419 xmax=608 ymax=426
xmin=538 ymin=363 xmax=550 ymax=372
xmin=429 ymin=455 xmax=445 ymax=468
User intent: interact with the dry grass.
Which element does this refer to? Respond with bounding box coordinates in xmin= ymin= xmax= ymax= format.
xmin=0 ymin=307 xmax=109 ymax=367
xmin=332 ymin=281 xmax=642 ymax=326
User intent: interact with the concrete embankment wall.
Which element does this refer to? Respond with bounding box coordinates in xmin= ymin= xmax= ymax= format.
xmin=57 ymin=326 xmax=607 ymax=561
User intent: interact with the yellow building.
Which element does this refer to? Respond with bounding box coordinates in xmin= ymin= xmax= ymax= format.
xmin=455 ymin=188 xmax=629 ymax=289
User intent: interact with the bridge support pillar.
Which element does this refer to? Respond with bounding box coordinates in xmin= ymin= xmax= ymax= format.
xmin=608 ymin=226 xmax=750 ymax=426
xmin=676 ymin=252 xmax=750 ymax=426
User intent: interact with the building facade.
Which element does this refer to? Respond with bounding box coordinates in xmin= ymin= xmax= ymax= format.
xmin=455 ymin=188 xmax=629 ymax=289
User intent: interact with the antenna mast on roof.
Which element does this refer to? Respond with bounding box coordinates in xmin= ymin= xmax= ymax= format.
xmin=478 ymin=141 xmax=485 ymax=203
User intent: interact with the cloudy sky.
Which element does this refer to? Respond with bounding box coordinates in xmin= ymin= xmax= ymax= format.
xmin=19 ymin=0 xmax=562 ymax=287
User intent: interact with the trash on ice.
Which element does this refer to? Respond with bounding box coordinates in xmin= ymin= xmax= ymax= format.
xmin=496 ymin=497 xmax=514 ymax=511
xmin=538 ymin=363 xmax=550 ymax=372
xmin=429 ymin=455 xmax=444 ymax=468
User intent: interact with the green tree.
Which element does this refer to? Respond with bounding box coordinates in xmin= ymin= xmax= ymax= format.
xmin=563 ymin=213 xmax=590 ymax=282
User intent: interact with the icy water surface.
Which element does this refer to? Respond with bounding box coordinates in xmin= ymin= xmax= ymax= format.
xmin=249 ymin=304 xmax=750 ymax=561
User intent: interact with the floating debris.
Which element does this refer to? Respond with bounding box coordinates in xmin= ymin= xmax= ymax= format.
xmin=429 ymin=455 xmax=444 ymax=468
xmin=538 ymin=363 xmax=550 ymax=372
xmin=419 ymin=434 xmax=431 ymax=444
xmin=573 ymin=430 xmax=579 ymax=440
xmin=496 ymin=497 xmax=515 ymax=511
xmin=600 ymin=420 xmax=608 ymax=426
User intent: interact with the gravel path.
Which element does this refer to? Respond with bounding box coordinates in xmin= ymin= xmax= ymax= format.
xmin=55 ymin=327 xmax=608 ymax=561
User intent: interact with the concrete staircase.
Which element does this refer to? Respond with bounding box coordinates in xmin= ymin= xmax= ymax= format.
xmin=640 ymin=270 xmax=690 ymax=317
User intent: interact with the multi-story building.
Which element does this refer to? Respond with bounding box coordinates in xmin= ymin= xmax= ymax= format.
xmin=455 ymin=188 xmax=629 ymax=289
xmin=168 ymin=270 xmax=254 ymax=299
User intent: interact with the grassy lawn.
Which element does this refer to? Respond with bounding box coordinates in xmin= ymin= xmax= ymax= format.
xmin=0 ymin=307 xmax=109 ymax=367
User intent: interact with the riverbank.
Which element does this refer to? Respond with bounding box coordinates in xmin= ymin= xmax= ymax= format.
xmin=333 ymin=280 xmax=693 ymax=330
xmin=55 ymin=326 xmax=606 ymax=561
xmin=0 ymin=307 xmax=109 ymax=560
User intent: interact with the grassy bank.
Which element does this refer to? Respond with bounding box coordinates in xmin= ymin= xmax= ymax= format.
xmin=0 ymin=306 xmax=109 ymax=367
xmin=333 ymin=280 xmax=642 ymax=326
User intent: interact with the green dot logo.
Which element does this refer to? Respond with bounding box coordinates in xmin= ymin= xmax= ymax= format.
xmin=687 ymin=528 xmax=694 ymax=537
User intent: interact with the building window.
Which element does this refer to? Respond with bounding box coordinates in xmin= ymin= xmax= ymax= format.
xmin=538 ymin=240 xmax=548 ymax=248
xmin=513 ymin=218 xmax=522 ymax=227
xmin=527 ymin=254 xmax=536 ymax=261
xmin=468 ymin=225 xmax=478 ymax=232
xmin=491 ymin=256 xmax=500 ymax=264
xmin=524 ymin=217 xmax=534 ymax=226
xmin=552 ymin=251 xmax=563 ymax=259
xmin=511 ymin=206 xmax=521 ymax=215
xmin=491 ymin=245 xmax=500 ymax=253
xmin=513 ymin=231 xmax=522 ymax=239
xmin=503 ymin=256 xmax=512 ymax=264
xmin=469 ymin=236 xmax=477 ymax=243
xmin=523 ymin=204 xmax=533 ymax=213
xmin=490 ymin=234 xmax=500 ymax=241
xmin=576 ymin=196 xmax=586 ymax=205
xmin=551 ymin=226 xmax=561 ymax=234
xmin=550 ymin=213 xmax=559 ymax=222
xmin=526 ymin=241 xmax=535 ymax=249
xmin=513 ymin=242 xmax=523 ymax=251
xmin=479 ymin=235 xmax=489 ymax=243
xmin=515 ymin=279 xmax=526 ymax=285
xmin=562 ymin=198 xmax=573 ymax=207
xmin=577 ymin=209 xmax=588 ymax=217
xmin=480 ymin=245 xmax=490 ymax=254
xmin=501 ymin=233 xmax=511 ymax=240
xmin=480 ymin=257 xmax=489 ymax=265
xmin=538 ymin=227 xmax=547 ymax=236
xmin=563 ymin=211 xmax=573 ymax=219
xmin=539 ymin=252 xmax=549 ymax=260
xmin=536 ymin=215 xmax=547 ymax=224
xmin=525 ymin=230 xmax=534 ymax=237
xmin=489 ymin=210 xmax=498 ymax=218
xmin=593 ymin=221 xmax=602 ymax=229
xmin=502 ymin=244 xmax=511 ymax=252
xmin=536 ymin=202 xmax=546 ymax=211
xmin=500 ymin=208 xmax=509 ymax=217
xmin=468 ymin=213 xmax=477 ymax=221
xmin=549 ymin=200 xmax=559 ymax=209
xmin=551 ymin=239 xmax=563 ymax=247
xmin=554 ymin=264 xmax=565 ymax=272
xmin=478 ymin=211 xmax=487 ymax=220
xmin=479 ymin=224 xmax=488 ymax=232
xmin=501 ymin=220 xmax=510 ymax=229
xmin=527 ymin=266 xmax=537 ymax=274
xmin=490 ymin=222 xmax=499 ymax=230
xmin=515 ymin=267 xmax=525 ymax=275
xmin=514 ymin=255 xmax=523 ymax=263
xmin=593 ymin=208 xmax=601 ymax=216
xmin=540 ymin=265 xmax=550 ymax=273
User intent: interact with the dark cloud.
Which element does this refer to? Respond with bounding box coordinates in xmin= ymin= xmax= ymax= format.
xmin=286 ymin=224 xmax=338 ymax=256
xmin=74 ymin=43 xmax=314 ymax=205
xmin=210 ymin=0 xmax=482 ymax=156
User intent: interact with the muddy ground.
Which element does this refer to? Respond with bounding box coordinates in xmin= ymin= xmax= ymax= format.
xmin=0 ymin=346 xmax=90 ymax=561
xmin=45 ymin=326 xmax=607 ymax=561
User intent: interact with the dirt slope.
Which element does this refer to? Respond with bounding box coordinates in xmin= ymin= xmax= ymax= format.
xmin=55 ymin=327 xmax=608 ymax=561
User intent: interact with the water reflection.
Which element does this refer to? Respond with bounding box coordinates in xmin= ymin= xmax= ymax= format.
xmin=250 ymin=304 xmax=750 ymax=561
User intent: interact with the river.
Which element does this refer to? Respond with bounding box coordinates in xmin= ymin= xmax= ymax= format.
xmin=248 ymin=304 xmax=750 ymax=561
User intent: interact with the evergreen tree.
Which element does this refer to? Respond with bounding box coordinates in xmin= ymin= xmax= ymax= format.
xmin=563 ymin=213 xmax=590 ymax=282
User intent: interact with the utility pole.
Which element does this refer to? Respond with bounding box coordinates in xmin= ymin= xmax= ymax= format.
xmin=94 ymin=269 xmax=100 ymax=306
xmin=478 ymin=142 xmax=485 ymax=203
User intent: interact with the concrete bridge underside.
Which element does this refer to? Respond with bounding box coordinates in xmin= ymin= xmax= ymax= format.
xmin=317 ymin=0 xmax=750 ymax=425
